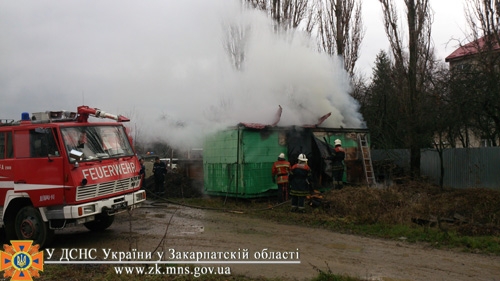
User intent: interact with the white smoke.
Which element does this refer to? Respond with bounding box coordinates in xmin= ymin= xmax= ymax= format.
xmin=0 ymin=0 xmax=364 ymax=150
xmin=145 ymin=3 xmax=365 ymax=149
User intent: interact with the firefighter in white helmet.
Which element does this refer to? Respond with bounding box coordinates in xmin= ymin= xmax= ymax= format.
xmin=288 ymin=153 xmax=312 ymax=213
xmin=325 ymin=139 xmax=346 ymax=189
xmin=271 ymin=153 xmax=291 ymax=202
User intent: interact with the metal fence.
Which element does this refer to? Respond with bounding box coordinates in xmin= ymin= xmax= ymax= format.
xmin=372 ymin=147 xmax=500 ymax=190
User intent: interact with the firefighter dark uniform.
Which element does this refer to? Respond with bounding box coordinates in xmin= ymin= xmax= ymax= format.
xmin=271 ymin=153 xmax=291 ymax=202
xmin=139 ymin=158 xmax=146 ymax=189
xmin=289 ymin=154 xmax=312 ymax=213
xmin=326 ymin=139 xmax=345 ymax=189
xmin=152 ymin=157 xmax=167 ymax=195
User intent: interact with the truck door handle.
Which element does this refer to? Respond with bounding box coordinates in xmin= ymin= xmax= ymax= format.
xmin=15 ymin=180 xmax=26 ymax=184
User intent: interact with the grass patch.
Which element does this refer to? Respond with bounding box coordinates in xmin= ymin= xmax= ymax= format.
xmin=89 ymin=182 xmax=499 ymax=281
xmin=170 ymin=183 xmax=500 ymax=256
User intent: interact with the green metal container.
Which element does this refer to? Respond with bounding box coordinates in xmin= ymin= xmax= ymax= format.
xmin=203 ymin=125 xmax=370 ymax=198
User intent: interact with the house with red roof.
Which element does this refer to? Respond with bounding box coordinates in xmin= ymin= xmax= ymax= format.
xmin=445 ymin=34 xmax=500 ymax=71
xmin=444 ymin=34 xmax=500 ymax=147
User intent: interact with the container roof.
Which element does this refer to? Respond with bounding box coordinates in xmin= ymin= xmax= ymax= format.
xmin=238 ymin=112 xmax=332 ymax=129
xmin=238 ymin=105 xmax=282 ymax=129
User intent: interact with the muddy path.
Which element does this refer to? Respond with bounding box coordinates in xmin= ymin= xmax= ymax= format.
xmin=48 ymin=201 xmax=500 ymax=281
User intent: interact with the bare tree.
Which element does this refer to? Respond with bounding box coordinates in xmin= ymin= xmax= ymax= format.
xmin=427 ymin=62 xmax=457 ymax=190
xmin=459 ymin=0 xmax=500 ymax=146
xmin=222 ymin=19 xmax=251 ymax=71
xmin=378 ymin=0 xmax=434 ymax=178
xmin=244 ymin=0 xmax=313 ymax=31
xmin=243 ymin=0 xmax=365 ymax=76
xmin=316 ymin=0 xmax=364 ymax=76
xmin=465 ymin=0 xmax=500 ymax=43
xmin=224 ymin=0 xmax=313 ymax=71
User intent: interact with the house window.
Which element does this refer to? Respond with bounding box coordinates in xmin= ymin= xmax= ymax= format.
xmin=455 ymin=63 xmax=471 ymax=72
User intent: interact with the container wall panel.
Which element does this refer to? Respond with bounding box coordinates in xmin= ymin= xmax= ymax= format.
xmin=203 ymin=130 xmax=239 ymax=195
xmin=203 ymin=130 xmax=238 ymax=164
xmin=204 ymin=127 xmax=372 ymax=198
xmin=240 ymin=130 xmax=284 ymax=197
xmin=204 ymin=129 xmax=285 ymax=197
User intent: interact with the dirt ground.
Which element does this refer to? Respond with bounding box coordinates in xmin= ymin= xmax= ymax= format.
xmin=49 ymin=200 xmax=500 ymax=281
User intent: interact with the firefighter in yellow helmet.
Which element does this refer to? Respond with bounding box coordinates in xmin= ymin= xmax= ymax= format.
xmin=271 ymin=153 xmax=291 ymax=203
xmin=288 ymin=153 xmax=312 ymax=213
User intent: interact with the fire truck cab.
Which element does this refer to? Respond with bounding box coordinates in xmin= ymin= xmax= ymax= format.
xmin=0 ymin=106 xmax=146 ymax=248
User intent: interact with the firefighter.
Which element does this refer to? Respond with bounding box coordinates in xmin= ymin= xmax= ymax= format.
xmin=325 ymin=139 xmax=346 ymax=189
xmin=289 ymin=154 xmax=312 ymax=213
xmin=152 ymin=157 xmax=167 ymax=195
xmin=271 ymin=153 xmax=291 ymax=203
xmin=139 ymin=158 xmax=146 ymax=189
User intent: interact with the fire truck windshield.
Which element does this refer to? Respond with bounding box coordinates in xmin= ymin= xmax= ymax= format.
xmin=61 ymin=125 xmax=134 ymax=162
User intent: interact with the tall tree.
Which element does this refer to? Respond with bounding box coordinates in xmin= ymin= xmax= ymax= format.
xmin=361 ymin=51 xmax=404 ymax=149
xmin=244 ymin=0 xmax=313 ymax=31
xmin=222 ymin=19 xmax=251 ymax=71
xmin=229 ymin=0 xmax=314 ymax=70
xmin=244 ymin=0 xmax=364 ymax=76
xmin=426 ymin=63 xmax=456 ymax=189
xmin=378 ymin=0 xmax=434 ymax=178
xmin=316 ymin=0 xmax=364 ymax=76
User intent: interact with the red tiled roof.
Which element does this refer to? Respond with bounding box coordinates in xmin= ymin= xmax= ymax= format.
xmin=445 ymin=35 xmax=500 ymax=62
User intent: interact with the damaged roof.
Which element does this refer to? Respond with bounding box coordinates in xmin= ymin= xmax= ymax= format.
xmin=238 ymin=105 xmax=333 ymax=129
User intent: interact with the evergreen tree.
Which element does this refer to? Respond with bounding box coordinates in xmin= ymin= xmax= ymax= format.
xmin=362 ymin=51 xmax=404 ymax=149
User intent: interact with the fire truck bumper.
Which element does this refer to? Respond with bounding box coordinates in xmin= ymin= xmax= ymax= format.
xmin=44 ymin=190 xmax=146 ymax=223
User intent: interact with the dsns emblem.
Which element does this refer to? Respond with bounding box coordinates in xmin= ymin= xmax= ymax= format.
xmin=0 ymin=241 xmax=44 ymax=281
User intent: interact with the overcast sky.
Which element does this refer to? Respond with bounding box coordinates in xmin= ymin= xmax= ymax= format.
xmin=0 ymin=0 xmax=469 ymax=148
xmin=359 ymin=0 xmax=469 ymax=77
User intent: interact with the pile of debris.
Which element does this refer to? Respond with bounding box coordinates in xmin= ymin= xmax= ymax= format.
xmin=306 ymin=190 xmax=330 ymax=209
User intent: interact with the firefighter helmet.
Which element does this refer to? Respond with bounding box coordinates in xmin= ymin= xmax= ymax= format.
xmin=278 ymin=153 xmax=285 ymax=159
xmin=334 ymin=139 xmax=342 ymax=146
xmin=298 ymin=154 xmax=308 ymax=162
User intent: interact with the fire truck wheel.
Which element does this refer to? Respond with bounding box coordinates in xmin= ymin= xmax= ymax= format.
xmin=84 ymin=214 xmax=115 ymax=231
xmin=14 ymin=206 xmax=54 ymax=248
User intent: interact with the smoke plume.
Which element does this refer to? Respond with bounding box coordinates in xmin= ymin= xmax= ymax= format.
xmin=0 ymin=0 xmax=364 ymax=150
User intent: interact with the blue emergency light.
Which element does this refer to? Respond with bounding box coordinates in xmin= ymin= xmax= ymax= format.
xmin=21 ymin=112 xmax=30 ymax=121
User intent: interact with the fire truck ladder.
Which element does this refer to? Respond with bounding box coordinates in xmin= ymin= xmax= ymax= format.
xmin=358 ymin=134 xmax=376 ymax=186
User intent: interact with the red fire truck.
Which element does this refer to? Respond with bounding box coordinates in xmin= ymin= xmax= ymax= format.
xmin=0 ymin=106 xmax=146 ymax=248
